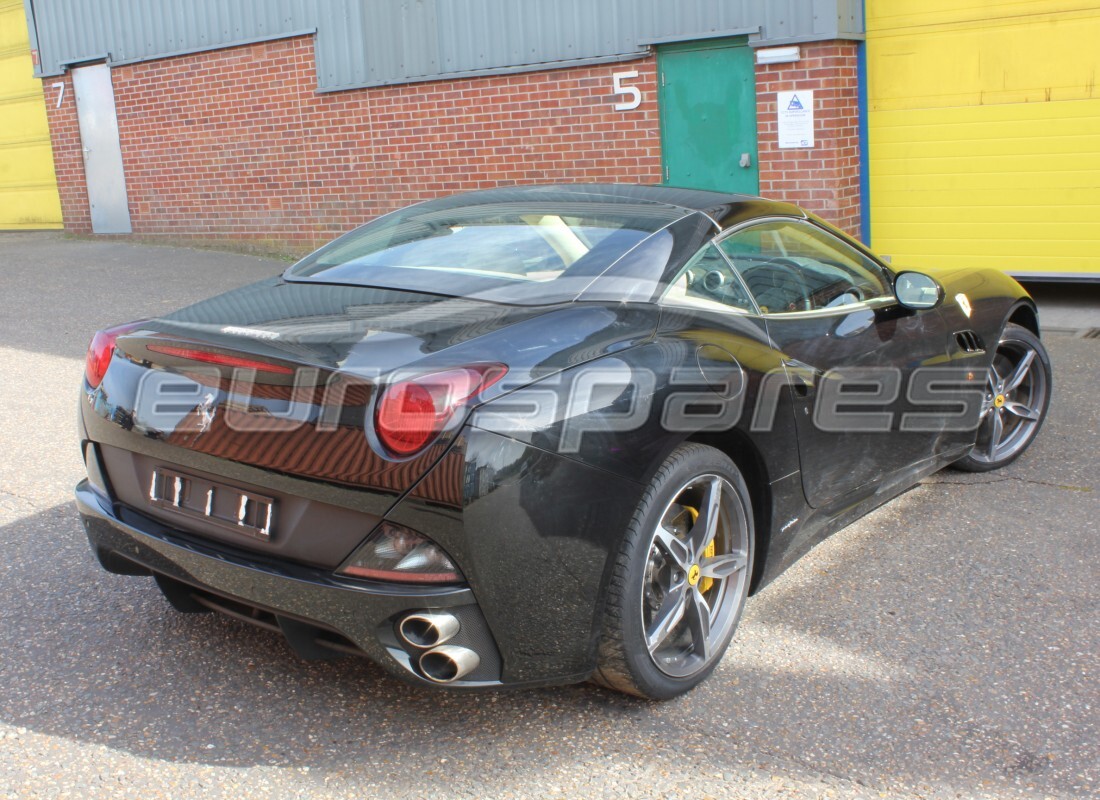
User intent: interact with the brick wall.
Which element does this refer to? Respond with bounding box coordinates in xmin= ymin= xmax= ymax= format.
xmin=755 ymin=41 xmax=861 ymax=237
xmin=41 ymin=74 xmax=91 ymax=233
xmin=43 ymin=35 xmax=864 ymax=251
xmin=42 ymin=36 xmax=662 ymax=252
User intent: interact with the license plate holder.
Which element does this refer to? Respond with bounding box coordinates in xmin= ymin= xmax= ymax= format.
xmin=149 ymin=467 xmax=274 ymax=541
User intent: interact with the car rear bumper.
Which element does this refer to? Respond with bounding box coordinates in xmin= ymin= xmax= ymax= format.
xmin=74 ymin=479 xmax=532 ymax=688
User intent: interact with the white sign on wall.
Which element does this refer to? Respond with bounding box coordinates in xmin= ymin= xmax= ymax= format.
xmin=776 ymin=90 xmax=814 ymax=148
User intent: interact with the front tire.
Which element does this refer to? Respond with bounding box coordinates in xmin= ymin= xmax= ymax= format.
xmin=593 ymin=444 xmax=754 ymax=700
xmin=954 ymin=323 xmax=1052 ymax=473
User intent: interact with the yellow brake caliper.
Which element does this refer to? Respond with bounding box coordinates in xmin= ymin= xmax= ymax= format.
xmin=684 ymin=507 xmax=715 ymax=593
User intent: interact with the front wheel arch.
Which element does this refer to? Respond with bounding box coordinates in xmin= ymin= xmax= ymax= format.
xmin=953 ymin=322 xmax=1051 ymax=472
xmin=1006 ymin=300 xmax=1040 ymax=337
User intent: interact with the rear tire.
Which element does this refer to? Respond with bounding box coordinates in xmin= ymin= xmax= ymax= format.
xmin=593 ymin=443 xmax=754 ymax=700
xmin=953 ymin=323 xmax=1052 ymax=473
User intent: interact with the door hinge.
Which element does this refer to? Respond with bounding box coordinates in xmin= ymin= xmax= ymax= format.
xmin=664 ymin=165 xmax=670 ymax=182
xmin=660 ymin=72 xmax=666 ymax=87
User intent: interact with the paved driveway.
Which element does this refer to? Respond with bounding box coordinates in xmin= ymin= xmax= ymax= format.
xmin=0 ymin=233 xmax=1096 ymax=800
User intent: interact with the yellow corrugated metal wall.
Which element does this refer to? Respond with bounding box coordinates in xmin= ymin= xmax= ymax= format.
xmin=0 ymin=0 xmax=62 ymax=229
xmin=867 ymin=1 xmax=1100 ymax=278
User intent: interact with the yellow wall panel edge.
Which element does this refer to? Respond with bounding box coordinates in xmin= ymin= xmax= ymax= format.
xmin=0 ymin=2 xmax=62 ymax=229
xmin=867 ymin=11 xmax=1100 ymax=112
xmin=866 ymin=0 xmax=1100 ymax=277
xmin=867 ymin=1 xmax=1100 ymax=33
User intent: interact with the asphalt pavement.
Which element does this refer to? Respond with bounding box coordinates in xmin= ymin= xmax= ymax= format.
xmin=0 ymin=232 xmax=1096 ymax=800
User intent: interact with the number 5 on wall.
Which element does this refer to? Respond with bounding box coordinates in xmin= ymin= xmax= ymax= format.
xmin=612 ymin=70 xmax=642 ymax=111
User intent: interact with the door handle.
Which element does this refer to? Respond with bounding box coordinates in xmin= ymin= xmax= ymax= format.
xmin=739 ymin=153 xmax=752 ymax=168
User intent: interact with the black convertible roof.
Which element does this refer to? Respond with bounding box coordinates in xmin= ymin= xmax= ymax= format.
xmin=407 ymin=183 xmax=808 ymax=230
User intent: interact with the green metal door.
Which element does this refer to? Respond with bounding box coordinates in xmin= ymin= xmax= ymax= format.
xmin=658 ymin=38 xmax=758 ymax=194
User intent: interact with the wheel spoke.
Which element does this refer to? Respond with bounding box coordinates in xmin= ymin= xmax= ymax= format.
xmin=986 ymin=408 xmax=1004 ymax=459
xmin=1004 ymin=349 xmax=1036 ymax=392
xmin=687 ymin=476 xmax=722 ymax=561
xmin=1004 ymin=400 xmax=1039 ymax=421
xmin=652 ymin=528 xmax=691 ymax=572
xmin=699 ymin=552 xmax=748 ymax=580
xmin=685 ymin=588 xmax=712 ymax=661
xmin=646 ymin=580 xmax=687 ymax=651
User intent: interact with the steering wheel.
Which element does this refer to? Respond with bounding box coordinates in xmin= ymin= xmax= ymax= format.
xmin=821 ymin=284 xmax=865 ymax=308
xmin=749 ymin=258 xmax=812 ymax=312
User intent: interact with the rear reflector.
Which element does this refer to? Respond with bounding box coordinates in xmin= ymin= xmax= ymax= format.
xmin=145 ymin=344 xmax=295 ymax=375
xmin=338 ymin=522 xmax=463 ymax=584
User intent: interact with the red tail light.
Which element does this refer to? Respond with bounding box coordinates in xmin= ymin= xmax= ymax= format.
xmin=145 ymin=344 xmax=295 ymax=375
xmin=374 ymin=364 xmax=506 ymax=457
xmin=85 ymin=329 xmax=122 ymax=388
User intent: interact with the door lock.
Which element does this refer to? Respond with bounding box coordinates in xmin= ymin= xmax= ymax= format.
xmin=739 ymin=153 xmax=752 ymax=168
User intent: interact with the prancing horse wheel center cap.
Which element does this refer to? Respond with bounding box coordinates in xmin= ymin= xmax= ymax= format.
xmin=994 ymin=394 xmax=1006 ymax=409
xmin=687 ymin=564 xmax=701 ymax=587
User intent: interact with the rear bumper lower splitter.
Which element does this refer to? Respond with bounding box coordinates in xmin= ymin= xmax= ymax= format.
xmin=73 ymin=480 xmax=544 ymax=689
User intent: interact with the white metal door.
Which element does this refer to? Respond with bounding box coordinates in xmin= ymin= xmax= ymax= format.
xmin=71 ymin=63 xmax=132 ymax=234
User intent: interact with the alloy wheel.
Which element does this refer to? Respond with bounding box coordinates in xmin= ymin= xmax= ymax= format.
xmin=973 ymin=337 xmax=1049 ymax=465
xmin=640 ymin=474 xmax=751 ymax=678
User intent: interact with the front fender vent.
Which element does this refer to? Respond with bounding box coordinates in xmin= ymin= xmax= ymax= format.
xmin=955 ymin=330 xmax=986 ymax=354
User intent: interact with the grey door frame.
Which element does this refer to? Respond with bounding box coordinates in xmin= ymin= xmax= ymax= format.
xmin=71 ymin=63 xmax=132 ymax=234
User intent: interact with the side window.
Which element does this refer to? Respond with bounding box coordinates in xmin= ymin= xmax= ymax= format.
xmin=717 ymin=221 xmax=890 ymax=314
xmin=661 ymin=244 xmax=756 ymax=313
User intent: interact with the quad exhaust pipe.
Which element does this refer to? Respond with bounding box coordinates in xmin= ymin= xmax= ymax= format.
xmin=398 ymin=611 xmax=480 ymax=682
xmin=398 ymin=611 xmax=460 ymax=649
xmin=419 ymin=645 xmax=480 ymax=683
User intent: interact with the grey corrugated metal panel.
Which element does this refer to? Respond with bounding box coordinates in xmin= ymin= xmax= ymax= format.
xmin=320 ymin=0 xmax=778 ymax=90
xmin=21 ymin=0 xmax=40 ymax=55
xmin=29 ymin=0 xmax=316 ymax=76
xmin=835 ymin=0 xmax=864 ymax=37
xmin=657 ymin=0 xmax=748 ymax=37
xmin=320 ymin=0 xmax=444 ymax=88
xmin=808 ymin=0 xmax=860 ymax=37
xmin=30 ymin=0 xmax=865 ymax=88
xmin=403 ymin=1 xmax=440 ymax=78
xmin=761 ymin=0 xmax=809 ymax=42
xmin=757 ymin=0 xmax=867 ymax=44
xmin=388 ymin=0 xmax=770 ymax=88
xmin=312 ymin=1 xmax=353 ymax=88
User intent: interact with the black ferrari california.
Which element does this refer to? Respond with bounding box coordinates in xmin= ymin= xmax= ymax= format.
xmin=76 ymin=185 xmax=1051 ymax=699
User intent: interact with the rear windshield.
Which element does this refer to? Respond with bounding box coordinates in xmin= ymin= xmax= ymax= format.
xmin=285 ymin=201 xmax=684 ymax=304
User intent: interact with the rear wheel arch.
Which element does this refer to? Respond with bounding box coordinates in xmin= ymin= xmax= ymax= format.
xmin=685 ymin=430 xmax=771 ymax=593
xmin=593 ymin=441 xmax=756 ymax=698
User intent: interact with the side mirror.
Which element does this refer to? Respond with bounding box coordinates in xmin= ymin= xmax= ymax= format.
xmin=894 ymin=271 xmax=944 ymax=310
